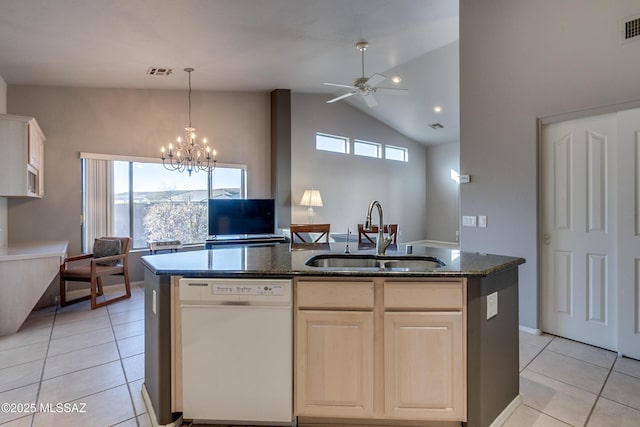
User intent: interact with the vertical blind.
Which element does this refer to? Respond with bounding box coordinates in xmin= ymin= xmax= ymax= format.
xmin=82 ymin=158 xmax=113 ymax=251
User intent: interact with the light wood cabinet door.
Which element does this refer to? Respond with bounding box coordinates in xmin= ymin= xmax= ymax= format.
xmin=28 ymin=120 xmax=44 ymax=170
xmin=0 ymin=115 xmax=45 ymax=197
xmin=384 ymin=311 xmax=464 ymax=421
xmin=296 ymin=310 xmax=374 ymax=418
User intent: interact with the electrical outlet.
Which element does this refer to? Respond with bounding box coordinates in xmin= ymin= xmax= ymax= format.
xmin=487 ymin=291 xmax=498 ymax=320
xmin=462 ymin=216 xmax=477 ymax=227
xmin=478 ymin=216 xmax=487 ymax=228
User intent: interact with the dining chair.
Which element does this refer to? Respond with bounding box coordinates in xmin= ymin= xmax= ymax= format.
xmin=290 ymin=224 xmax=331 ymax=243
xmin=357 ymin=224 xmax=398 ymax=245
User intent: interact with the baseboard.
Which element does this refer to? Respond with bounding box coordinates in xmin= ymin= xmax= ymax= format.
xmin=489 ymin=395 xmax=522 ymax=427
xmin=404 ymin=239 xmax=460 ymax=249
xmin=519 ymin=325 xmax=542 ymax=335
xmin=141 ymin=382 xmax=182 ymax=427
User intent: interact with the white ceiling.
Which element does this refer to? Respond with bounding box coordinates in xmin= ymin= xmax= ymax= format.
xmin=0 ymin=0 xmax=459 ymax=145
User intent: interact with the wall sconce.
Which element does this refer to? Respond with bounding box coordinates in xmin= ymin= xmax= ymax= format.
xmin=300 ymin=189 xmax=323 ymax=223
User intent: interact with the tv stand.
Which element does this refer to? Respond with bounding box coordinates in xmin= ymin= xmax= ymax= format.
xmin=205 ymin=234 xmax=288 ymax=248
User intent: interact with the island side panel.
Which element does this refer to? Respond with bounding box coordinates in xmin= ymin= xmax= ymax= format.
xmin=466 ymin=267 xmax=519 ymax=427
xmin=144 ymin=269 xmax=175 ymax=425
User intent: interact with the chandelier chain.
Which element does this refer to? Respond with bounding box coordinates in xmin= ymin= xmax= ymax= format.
xmin=187 ymin=69 xmax=192 ymax=128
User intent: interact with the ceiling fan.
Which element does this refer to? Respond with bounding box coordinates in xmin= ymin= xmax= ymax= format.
xmin=324 ymin=41 xmax=408 ymax=107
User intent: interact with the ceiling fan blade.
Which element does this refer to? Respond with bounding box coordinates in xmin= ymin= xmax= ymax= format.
xmin=363 ymin=93 xmax=378 ymax=107
xmin=375 ymin=87 xmax=409 ymax=96
xmin=323 ymin=82 xmax=355 ymax=89
xmin=326 ymin=91 xmax=356 ymax=104
xmin=365 ymin=73 xmax=386 ymax=88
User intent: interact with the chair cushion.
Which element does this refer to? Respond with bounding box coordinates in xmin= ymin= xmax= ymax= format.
xmin=93 ymin=238 xmax=122 ymax=266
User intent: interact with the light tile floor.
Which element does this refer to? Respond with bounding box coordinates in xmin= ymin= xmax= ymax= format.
xmin=2 ymin=282 xmax=640 ymax=427
xmin=0 ymin=283 xmax=149 ymax=427
xmin=508 ymin=331 xmax=640 ymax=426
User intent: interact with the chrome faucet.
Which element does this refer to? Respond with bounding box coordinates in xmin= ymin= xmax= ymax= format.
xmin=364 ymin=200 xmax=392 ymax=255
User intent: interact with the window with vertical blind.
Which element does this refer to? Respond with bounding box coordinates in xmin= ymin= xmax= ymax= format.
xmin=81 ymin=154 xmax=246 ymax=251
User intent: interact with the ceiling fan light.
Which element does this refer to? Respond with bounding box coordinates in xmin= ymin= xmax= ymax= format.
xmin=391 ymin=75 xmax=402 ymax=84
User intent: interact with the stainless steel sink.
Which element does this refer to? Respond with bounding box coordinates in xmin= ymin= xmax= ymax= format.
xmin=382 ymin=259 xmax=445 ymax=270
xmin=306 ymin=256 xmax=379 ymax=268
xmin=305 ymin=254 xmax=445 ymax=271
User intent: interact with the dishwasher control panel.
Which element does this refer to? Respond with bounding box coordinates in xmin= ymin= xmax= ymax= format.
xmin=179 ymin=278 xmax=292 ymax=306
xmin=212 ymin=284 xmax=285 ymax=296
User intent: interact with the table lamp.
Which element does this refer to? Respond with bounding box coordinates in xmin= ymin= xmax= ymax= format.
xmin=300 ymin=189 xmax=323 ymax=223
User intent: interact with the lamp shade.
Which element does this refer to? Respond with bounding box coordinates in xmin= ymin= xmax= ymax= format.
xmin=300 ymin=189 xmax=323 ymax=207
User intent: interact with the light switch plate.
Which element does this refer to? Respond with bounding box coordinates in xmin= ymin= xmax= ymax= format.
xmin=479 ymin=216 xmax=487 ymax=228
xmin=462 ymin=216 xmax=477 ymax=227
xmin=487 ymin=291 xmax=498 ymax=320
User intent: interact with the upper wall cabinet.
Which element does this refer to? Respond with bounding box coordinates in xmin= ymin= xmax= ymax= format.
xmin=0 ymin=114 xmax=46 ymax=198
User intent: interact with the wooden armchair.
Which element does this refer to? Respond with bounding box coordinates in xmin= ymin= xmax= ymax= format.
xmin=290 ymin=224 xmax=330 ymax=243
xmin=60 ymin=237 xmax=132 ymax=309
xmin=357 ymin=224 xmax=398 ymax=245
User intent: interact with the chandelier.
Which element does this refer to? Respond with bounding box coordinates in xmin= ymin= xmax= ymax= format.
xmin=161 ymin=68 xmax=217 ymax=175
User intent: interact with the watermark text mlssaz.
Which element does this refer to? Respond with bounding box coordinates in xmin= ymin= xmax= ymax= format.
xmin=1 ymin=402 xmax=87 ymax=414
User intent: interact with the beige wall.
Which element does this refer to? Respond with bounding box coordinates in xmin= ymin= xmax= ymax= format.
xmin=425 ymin=142 xmax=459 ymax=243
xmin=460 ymin=0 xmax=640 ymax=328
xmin=291 ymin=93 xmax=427 ymax=242
xmin=7 ymin=85 xmax=270 ymax=289
xmin=0 ymin=75 xmax=6 ymax=247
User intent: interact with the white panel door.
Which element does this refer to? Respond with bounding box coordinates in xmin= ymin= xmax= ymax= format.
xmin=541 ymin=114 xmax=618 ymax=350
xmin=617 ymin=108 xmax=640 ymax=359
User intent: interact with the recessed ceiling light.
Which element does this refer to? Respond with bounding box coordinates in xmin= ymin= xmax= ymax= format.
xmin=434 ymin=106 xmax=442 ymax=113
xmin=391 ymin=76 xmax=402 ymax=84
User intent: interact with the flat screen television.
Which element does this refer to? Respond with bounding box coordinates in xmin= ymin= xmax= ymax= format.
xmin=208 ymin=198 xmax=275 ymax=236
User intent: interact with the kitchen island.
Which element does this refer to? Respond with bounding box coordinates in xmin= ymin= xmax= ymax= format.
xmin=141 ymin=243 xmax=524 ymax=427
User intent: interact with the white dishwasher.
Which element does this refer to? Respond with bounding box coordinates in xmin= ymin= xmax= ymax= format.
xmin=179 ymin=278 xmax=293 ymax=425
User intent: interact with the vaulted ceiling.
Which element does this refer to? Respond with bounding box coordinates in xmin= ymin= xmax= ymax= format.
xmin=0 ymin=0 xmax=459 ymax=144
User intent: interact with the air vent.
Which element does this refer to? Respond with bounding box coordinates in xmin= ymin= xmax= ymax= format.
xmin=429 ymin=123 xmax=444 ymax=130
xmin=622 ymin=15 xmax=640 ymax=41
xmin=146 ymin=67 xmax=173 ymax=76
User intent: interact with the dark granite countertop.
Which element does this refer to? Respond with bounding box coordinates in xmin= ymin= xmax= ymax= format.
xmin=140 ymin=242 xmax=525 ymax=278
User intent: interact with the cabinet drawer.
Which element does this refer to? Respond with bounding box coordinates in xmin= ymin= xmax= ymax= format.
xmin=297 ymin=281 xmax=374 ymax=309
xmin=384 ymin=282 xmax=463 ymax=310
